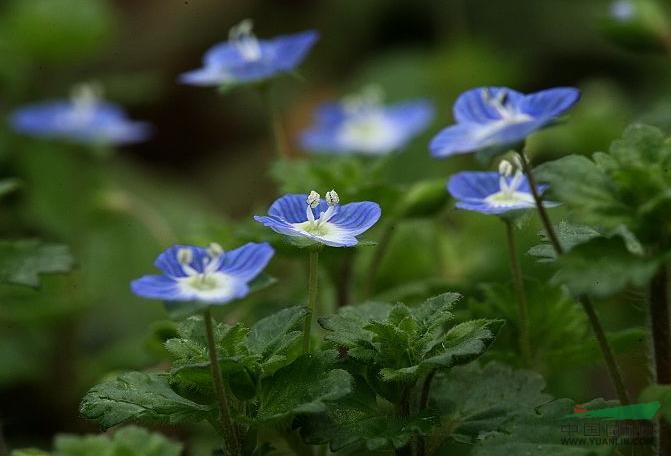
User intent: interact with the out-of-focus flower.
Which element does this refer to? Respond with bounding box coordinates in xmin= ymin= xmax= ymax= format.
xmin=180 ymin=19 xmax=318 ymax=87
xmin=131 ymin=242 xmax=274 ymax=304
xmin=447 ymin=159 xmax=557 ymax=215
xmin=254 ymin=190 xmax=381 ymax=247
xmin=301 ymin=87 xmax=434 ymax=155
xmin=10 ymin=84 xmax=150 ymax=145
xmin=430 ymin=86 xmax=580 ymax=158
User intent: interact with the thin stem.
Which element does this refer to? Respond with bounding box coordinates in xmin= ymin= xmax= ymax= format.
xmin=336 ymin=250 xmax=354 ymax=308
xmin=262 ymin=84 xmax=289 ymax=159
xmin=517 ymin=151 xmax=631 ymax=405
xmin=365 ymin=220 xmax=397 ymax=298
xmin=649 ymin=264 xmax=671 ymax=455
xmin=504 ymin=219 xmax=532 ymax=366
xmin=417 ymin=370 xmax=437 ymax=456
xmin=204 ymin=308 xmax=241 ymax=455
xmin=303 ymin=249 xmax=320 ymax=353
xmin=395 ymin=387 xmax=412 ymax=456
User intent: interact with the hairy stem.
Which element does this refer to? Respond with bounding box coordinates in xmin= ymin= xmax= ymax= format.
xmin=365 ymin=220 xmax=397 ymax=298
xmin=504 ymin=219 xmax=532 ymax=366
xmin=417 ymin=370 xmax=437 ymax=456
xmin=262 ymin=84 xmax=289 ymax=159
xmin=204 ymin=308 xmax=240 ymax=455
xmin=518 ymin=151 xmax=631 ymax=405
xmin=649 ymin=264 xmax=671 ymax=455
xmin=395 ymin=387 xmax=413 ymax=456
xmin=303 ymin=249 xmax=320 ymax=352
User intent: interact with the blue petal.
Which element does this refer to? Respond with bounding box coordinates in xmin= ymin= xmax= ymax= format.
xmin=261 ymin=30 xmax=319 ymax=72
xmin=447 ymin=172 xmax=501 ymax=200
xmin=520 ymin=87 xmax=581 ymax=119
xmin=453 ymin=87 xmax=525 ymax=123
xmin=429 ymin=123 xmax=485 ymax=157
xmin=330 ymin=202 xmax=381 ymax=235
xmin=267 ymin=194 xmax=309 ymax=223
xmin=385 ymin=99 xmax=435 ymax=140
xmin=179 ymin=66 xmax=233 ymax=86
xmin=218 ymin=242 xmax=274 ymax=281
xmin=299 ymin=103 xmax=348 ymax=152
xmin=131 ymin=275 xmax=184 ymax=300
xmin=155 ymin=245 xmax=210 ymax=277
xmin=254 ymin=215 xmax=304 ymax=237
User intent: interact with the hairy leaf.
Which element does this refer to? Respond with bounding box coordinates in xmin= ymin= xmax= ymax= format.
xmin=80 ymin=371 xmax=212 ymax=428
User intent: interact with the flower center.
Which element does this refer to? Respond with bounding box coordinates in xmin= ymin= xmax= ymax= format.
xmin=484 ymin=159 xmax=535 ymax=208
xmin=295 ymin=190 xmax=340 ymax=235
xmin=481 ymin=89 xmax=532 ymax=123
xmin=176 ymin=244 xmax=226 ymax=289
xmin=229 ymin=19 xmax=262 ymax=62
xmin=68 ymin=83 xmax=101 ymax=125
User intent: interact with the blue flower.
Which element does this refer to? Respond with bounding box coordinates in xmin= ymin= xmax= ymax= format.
xmin=10 ymin=85 xmax=150 ymax=145
xmin=180 ymin=19 xmax=318 ymax=87
xmin=430 ymin=86 xmax=580 ymax=157
xmin=254 ymin=190 xmax=381 ymax=247
xmin=300 ymin=88 xmax=434 ymax=155
xmin=131 ymin=242 xmax=274 ymax=304
xmin=447 ymin=160 xmax=557 ymax=215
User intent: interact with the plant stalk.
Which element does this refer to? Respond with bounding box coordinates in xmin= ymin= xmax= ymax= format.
xmin=517 ymin=151 xmax=631 ymax=405
xmin=504 ymin=219 xmax=532 ymax=366
xmin=417 ymin=370 xmax=437 ymax=456
xmin=262 ymin=85 xmax=289 ymax=159
xmin=649 ymin=264 xmax=671 ymax=455
xmin=204 ymin=308 xmax=241 ymax=455
xmin=365 ymin=220 xmax=397 ymax=298
xmin=303 ymin=249 xmax=320 ymax=352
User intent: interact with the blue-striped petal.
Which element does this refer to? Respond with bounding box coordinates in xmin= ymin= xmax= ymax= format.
xmin=330 ymin=202 xmax=381 ymax=235
xmin=218 ymin=242 xmax=275 ymax=281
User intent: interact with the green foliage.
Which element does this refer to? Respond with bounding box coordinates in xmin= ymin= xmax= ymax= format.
xmin=11 ymin=426 xmax=182 ymax=456
xmin=0 ymin=240 xmax=73 ymax=287
xmin=320 ymin=293 xmax=503 ymax=386
xmin=79 ymin=371 xmax=212 ymax=429
xmin=0 ymin=177 xmax=20 ymax=199
xmin=471 ymin=398 xmax=616 ymax=455
xmin=255 ymin=352 xmax=353 ymax=423
xmin=640 ymin=384 xmax=671 ymax=424
xmin=537 ymin=124 xmax=671 ymax=249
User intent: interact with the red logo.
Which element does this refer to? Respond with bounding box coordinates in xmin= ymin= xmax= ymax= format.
xmin=573 ymin=403 xmax=588 ymax=414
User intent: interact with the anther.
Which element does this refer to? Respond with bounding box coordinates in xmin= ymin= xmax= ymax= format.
xmin=325 ymin=189 xmax=339 ymax=206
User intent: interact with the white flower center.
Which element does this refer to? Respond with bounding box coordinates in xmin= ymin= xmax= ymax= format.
xmin=66 ymin=83 xmax=101 ymax=127
xmin=229 ymin=19 xmax=262 ymax=62
xmin=337 ymin=87 xmax=400 ymax=153
xmin=294 ymin=189 xmax=340 ymax=236
xmin=481 ymin=89 xmax=532 ymax=123
xmin=175 ymin=244 xmax=234 ymax=298
xmin=484 ymin=164 xmax=535 ymax=208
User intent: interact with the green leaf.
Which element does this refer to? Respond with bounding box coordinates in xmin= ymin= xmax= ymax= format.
xmin=379 ymin=319 xmax=504 ymax=382
xmin=299 ymin=375 xmax=438 ymax=453
xmin=79 ymin=371 xmax=212 ymax=428
xmin=246 ymin=306 xmax=309 ymax=373
xmin=551 ymin=237 xmax=660 ymax=297
xmin=0 ymin=240 xmax=73 ymax=287
xmin=528 ymin=222 xmax=601 ymax=262
xmin=471 ymin=398 xmax=617 ymax=455
xmin=254 ymin=353 xmax=353 ymax=424
xmin=640 ymin=384 xmax=671 ymax=424
xmin=10 ymin=451 xmax=50 ymax=456
xmin=395 ymin=179 xmax=450 ymax=218
xmin=430 ymin=362 xmax=551 ymax=444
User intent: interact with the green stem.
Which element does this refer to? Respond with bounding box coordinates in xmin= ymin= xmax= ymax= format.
xmin=649 ymin=264 xmax=671 ymax=455
xmin=262 ymin=84 xmax=289 ymax=159
xmin=504 ymin=219 xmax=532 ymax=366
xmin=417 ymin=370 xmax=437 ymax=456
xmin=303 ymin=249 xmax=320 ymax=353
xmin=204 ymin=308 xmax=240 ymax=455
xmin=517 ymin=152 xmax=631 ymax=405
xmin=365 ymin=220 xmax=397 ymax=298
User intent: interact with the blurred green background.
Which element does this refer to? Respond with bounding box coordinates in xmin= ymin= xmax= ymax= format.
xmin=0 ymin=0 xmax=669 ymax=452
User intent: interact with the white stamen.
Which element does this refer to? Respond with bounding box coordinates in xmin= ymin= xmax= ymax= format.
xmin=70 ymin=83 xmax=102 ymax=123
xmin=307 ymin=191 xmax=320 ymax=209
xmin=177 ymin=248 xmax=193 ymax=265
xmin=325 ymin=189 xmax=339 ymax=206
xmin=342 ymin=85 xmax=384 ymax=115
xmin=498 ymin=160 xmax=513 ymax=177
xmin=229 ymin=19 xmax=262 ymax=62
xmin=208 ymin=242 xmax=224 ymax=258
